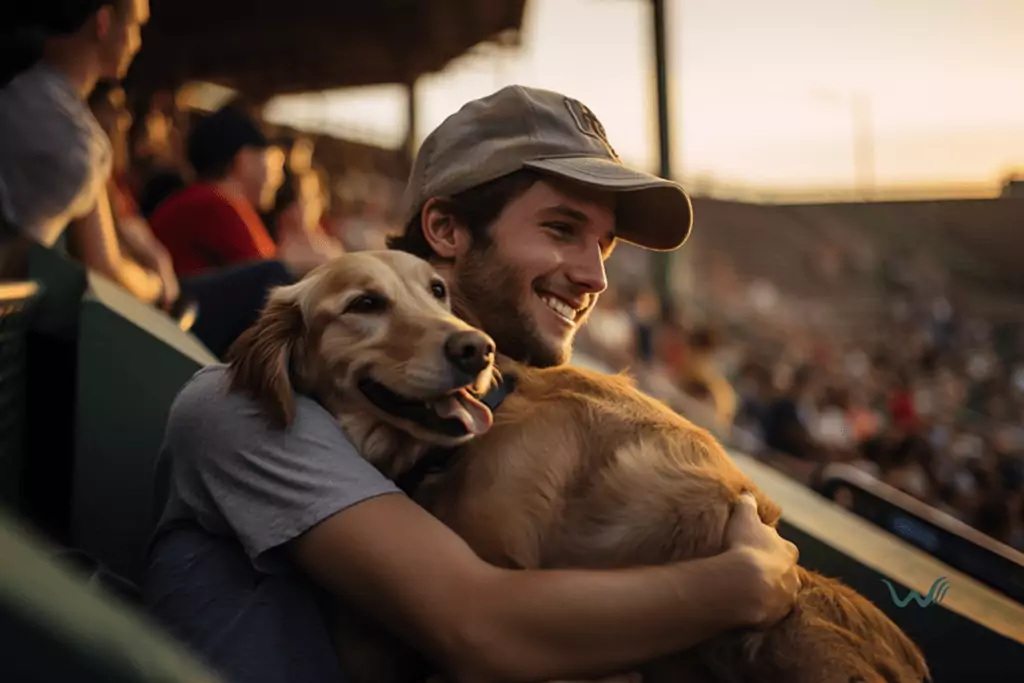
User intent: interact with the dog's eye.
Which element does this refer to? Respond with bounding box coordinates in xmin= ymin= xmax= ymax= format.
xmin=430 ymin=280 xmax=447 ymax=300
xmin=344 ymin=293 xmax=389 ymax=315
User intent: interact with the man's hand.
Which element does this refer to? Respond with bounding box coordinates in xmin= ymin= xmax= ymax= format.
xmin=724 ymin=492 xmax=801 ymax=628
xmin=154 ymin=253 xmax=180 ymax=310
xmin=116 ymin=215 xmax=180 ymax=309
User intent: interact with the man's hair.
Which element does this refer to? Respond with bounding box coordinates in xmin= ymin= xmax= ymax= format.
xmin=26 ymin=0 xmax=133 ymax=34
xmin=387 ymin=169 xmax=541 ymax=260
xmin=2 ymin=1 xmax=132 ymax=85
xmin=193 ymin=157 xmax=235 ymax=183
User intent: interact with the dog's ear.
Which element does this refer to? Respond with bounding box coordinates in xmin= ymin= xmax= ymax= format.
xmin=227 ymin=293 xmax=306 ymax=429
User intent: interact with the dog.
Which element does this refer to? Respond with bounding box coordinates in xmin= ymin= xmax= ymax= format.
xmin=227 ymin=251 xmax=930 ymax=683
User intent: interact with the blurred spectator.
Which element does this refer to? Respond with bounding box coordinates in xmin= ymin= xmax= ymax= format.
xmin=762 ymin=366 xmax=820 ymax=460
xmin=87 ymin=81 xmax=294 ymax=357
xmin=130 ymin=91 xmax=189 ymax=219
xmin=0 ymin=0 xmax=175 ymax=306
xmin=83 ymin=78 xmax=180 ymax=306
xmin=148 ymin=104 xmax=285 ymax=276
xmin=331 ymin=172 xmax=397 ymax=251
xmin=285 ymin=135 xmax=316 ymax=174
xmin=581 ymin=285 xmax=635 ymax=369
xmin=680 ymin=326 xmax=738 ymax=428
xmin=266 ymin=167 xmax=344 ymax=276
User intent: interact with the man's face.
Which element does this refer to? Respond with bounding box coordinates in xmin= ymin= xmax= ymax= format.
xmin=450 ymin=179 xmax=616 ymax=367
xmin=99 ymin=0 xmax=149 ymax=80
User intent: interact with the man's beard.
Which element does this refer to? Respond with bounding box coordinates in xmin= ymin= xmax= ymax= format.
xmin=451 ymin=244 xmax=573 ymax=368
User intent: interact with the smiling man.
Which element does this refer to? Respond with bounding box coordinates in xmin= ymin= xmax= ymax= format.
xmin=388 ymin=86 xmax=691 ymax=369
xmin=146 ymin=85 xmax=800 ymax=683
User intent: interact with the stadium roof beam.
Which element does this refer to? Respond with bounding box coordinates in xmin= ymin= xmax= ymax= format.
xmin=126 ymin=0 xmax=528 ymax=101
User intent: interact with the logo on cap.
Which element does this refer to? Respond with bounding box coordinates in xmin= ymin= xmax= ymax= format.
xmin=564 ymin=97 xmax=620 ymax=161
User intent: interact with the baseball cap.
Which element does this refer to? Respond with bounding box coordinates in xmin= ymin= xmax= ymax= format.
xmin=186 ymin=104 xmax=269 ymax=177
xmin=399 ymin=85 xmax=693 ymax=251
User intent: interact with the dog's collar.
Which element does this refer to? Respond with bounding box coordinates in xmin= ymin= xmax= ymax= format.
xmin=395 ymin=372 xmax=517 ymax=496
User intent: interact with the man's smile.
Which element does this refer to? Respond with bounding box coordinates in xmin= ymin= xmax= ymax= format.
xmin=537 ymin=290 xmax=587 ymax=325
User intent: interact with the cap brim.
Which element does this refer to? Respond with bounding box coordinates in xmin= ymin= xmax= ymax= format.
xmin=523 ymin=156 xmax=692 ymax=251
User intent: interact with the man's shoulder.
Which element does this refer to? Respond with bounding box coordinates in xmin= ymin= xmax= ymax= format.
xmin=0 ymin=65 xmax=99 ymax=151
xmin=168 ymin=364 xmax=344 ymax=444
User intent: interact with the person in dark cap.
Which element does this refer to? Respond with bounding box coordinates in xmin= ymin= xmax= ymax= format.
xmin=149 ymin=86 xmax=798 ymax=683
xmin=147 ymin=103 xmax=285 ymax=277
xmin=0 ymin=0 xmax=173 ymax=306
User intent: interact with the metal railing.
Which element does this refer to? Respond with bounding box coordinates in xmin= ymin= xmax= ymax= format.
xmin=818 ymin=462 xmax=1024 ymax=605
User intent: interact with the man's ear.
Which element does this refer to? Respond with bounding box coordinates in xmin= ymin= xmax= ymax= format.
xmin=420 ymin=198 xmax=471 ymax=260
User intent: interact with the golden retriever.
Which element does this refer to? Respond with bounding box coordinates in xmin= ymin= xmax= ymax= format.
xmin=227 ymin=251 xmax=929 ymax=683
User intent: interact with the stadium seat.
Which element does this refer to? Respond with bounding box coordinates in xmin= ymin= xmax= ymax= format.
xmin=72 ymin=266 xmax=217 ymax=584
xmin=4 ymin=241 xmax=215 ymax=584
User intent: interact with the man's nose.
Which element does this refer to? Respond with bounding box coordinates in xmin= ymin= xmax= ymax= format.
xmin=566 ymin=242 xmax=608 ymax=295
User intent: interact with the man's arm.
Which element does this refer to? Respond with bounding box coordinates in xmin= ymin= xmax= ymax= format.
xmin=113 ymin=214 xmax=180 ymax=306
xmin=170 ymin=371 xmax=798 ymax=683
xmin=291 ymin=493 xmax=795 ymax=683
xmin=68 ymin=184 xmax=164 ymax=304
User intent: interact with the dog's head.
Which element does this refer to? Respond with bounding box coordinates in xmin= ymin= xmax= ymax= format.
xmin=227 ymin=250 xmax=497 ymax=449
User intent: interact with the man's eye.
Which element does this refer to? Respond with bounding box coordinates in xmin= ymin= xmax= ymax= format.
xmin=543 ymin=222 xmax=574 ymax=237
xmin=344 ymin=293 xmax=389 ymax=315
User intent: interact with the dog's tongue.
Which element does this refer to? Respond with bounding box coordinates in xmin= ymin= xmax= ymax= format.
xmin=435 ymin=389 xmax=494 ymax=435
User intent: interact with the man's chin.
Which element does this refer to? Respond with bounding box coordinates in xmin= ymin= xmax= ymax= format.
xmin=529 ymin=333 xmax=574 ymax=368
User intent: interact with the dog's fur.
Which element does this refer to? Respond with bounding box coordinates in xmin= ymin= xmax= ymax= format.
xmin=228 ymin=251 xmax=930 ymax=683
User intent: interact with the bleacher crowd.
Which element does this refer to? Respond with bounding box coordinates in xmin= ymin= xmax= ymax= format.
xmin=2 ymin=1 xmax=399 ymax=358
xmin=578 ymin=234 xmax=1024 ymax=553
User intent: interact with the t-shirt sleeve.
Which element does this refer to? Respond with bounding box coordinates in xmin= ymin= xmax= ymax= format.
xmin=163 ymin=366 xmax=401 ymax=568
xmin=5 ymin=108 xmax=98 ymax=233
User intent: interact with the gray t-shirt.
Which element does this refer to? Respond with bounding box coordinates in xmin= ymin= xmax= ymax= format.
xmin=0 ymin=62 xmax=111 ymax=245
xmin=155 ymin=364 xmax=401 ymax=573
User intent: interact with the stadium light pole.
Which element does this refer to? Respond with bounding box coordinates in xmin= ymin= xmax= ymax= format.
xmin=810 ymin=87 xmax=876 ymax=200
xmin=650 ymin=0 xmax=677 ymax=318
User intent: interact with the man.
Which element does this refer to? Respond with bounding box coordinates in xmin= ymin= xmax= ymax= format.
xmin=146 ymin=86 xmax=800 ymax=683
xmin=148 ymin=103 xmax=285 ymax=277
xmin=0 ymin=0 xmax=178 ymax=307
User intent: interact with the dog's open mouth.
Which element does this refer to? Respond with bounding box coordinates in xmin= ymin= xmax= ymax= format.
xmin=357 ymin=377 xmax=494 ymax=438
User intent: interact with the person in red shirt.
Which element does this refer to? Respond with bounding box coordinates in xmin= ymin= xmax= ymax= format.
xmin=149 ymin=103 xmax=284 ymax=276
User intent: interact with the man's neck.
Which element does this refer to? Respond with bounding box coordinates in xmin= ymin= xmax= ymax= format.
xmin=41 ymin=45 xmax=100 ymax=100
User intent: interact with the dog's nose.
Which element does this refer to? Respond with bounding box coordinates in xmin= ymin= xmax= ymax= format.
xmin=444 ymin=330 xmax=495 ymax=376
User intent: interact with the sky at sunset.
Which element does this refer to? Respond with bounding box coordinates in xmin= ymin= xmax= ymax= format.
xmin=264 ymin=0 xmax=1024 ymax=199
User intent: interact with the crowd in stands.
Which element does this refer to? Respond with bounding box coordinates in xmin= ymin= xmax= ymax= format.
xmin=578 ymin=238 xmax=1024 ymax=553
xmin=1 ymin=0 xmax=399 ymax=359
